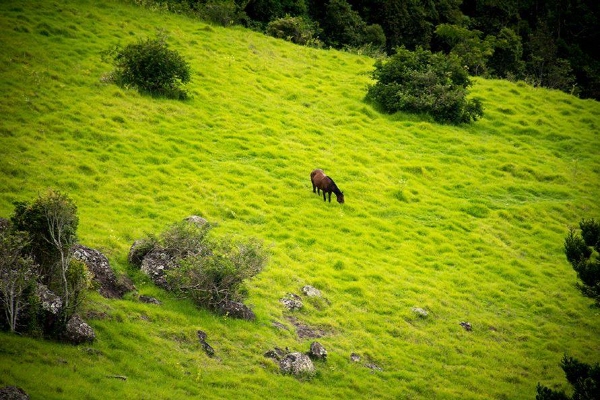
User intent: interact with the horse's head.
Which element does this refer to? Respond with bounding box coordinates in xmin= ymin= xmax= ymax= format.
xmin=336 ymin=192 xmax=345 ymax=204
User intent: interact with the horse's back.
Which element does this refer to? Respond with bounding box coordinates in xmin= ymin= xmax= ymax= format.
xmin=311 ymin=169 xmax=324 ymax=181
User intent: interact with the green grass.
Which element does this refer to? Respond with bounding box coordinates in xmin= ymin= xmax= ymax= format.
xmin=1 ymin=0 xmax=599 ymax=399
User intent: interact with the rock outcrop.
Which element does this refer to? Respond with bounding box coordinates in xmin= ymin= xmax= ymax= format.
xmin=64 ymin=314 xmax=95 ymax=344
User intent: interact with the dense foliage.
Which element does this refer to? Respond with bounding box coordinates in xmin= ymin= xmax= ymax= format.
xmin=564 ymin=219 xmax=600 ymax=305
xmin=1 ymin=190 xmax=88 ymax=336
xmin=103 ymin=32 xmax=191 ymax=99
xmin=131 ymin=0 xmax=599 ymax=99
xmin=536 ymin=355 xmax=600 ymax=400
xmin=137 ymin=221 xmax=268 ymax=312
xmin=366 ymin=47 xmax=483 ymax=124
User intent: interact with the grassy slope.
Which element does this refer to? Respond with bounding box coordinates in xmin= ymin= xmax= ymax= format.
xmin=1 ymin=0 xmax=599 ymax=399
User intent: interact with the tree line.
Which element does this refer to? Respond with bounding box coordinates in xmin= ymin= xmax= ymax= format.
xmin=136 ymin=0 xmax=599 ymax=100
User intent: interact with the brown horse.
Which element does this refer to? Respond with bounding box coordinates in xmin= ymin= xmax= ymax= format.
xmin=310 ymin=169 xmax=345 ymax=203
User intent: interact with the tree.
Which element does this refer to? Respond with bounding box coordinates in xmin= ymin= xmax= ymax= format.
xmin=366 ymin=46 xmax=483 ymax=124
xmin=435 ymin=24 xmax=495 ymax=76
xmin=536 ymin=355 xmax=600 ymax=400
xmin=11 ymin=190 xmax=80 ymax=319
xmin=0 ymin=230 xmax=36 ymax=332
xmin=563 ymin=219 xmax=600 ymax=305
xmin=487 ymin=27 xmax=524 ymax=79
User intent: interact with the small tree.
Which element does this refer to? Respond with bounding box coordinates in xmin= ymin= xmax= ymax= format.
xmin=103 ymin=32 xmax=191 ymax=99
xmin=11 ymin=190 xmax=80 ymax=320
xmin=564 ymin=219 xmax=600 ymax=305
xmin=0 ymin=229 xmax=37 ymax=332
xmin=366 ymin=46 xmax=484 ymax=124
xmin=536 ymin=355 xmax=600 ymax=400
xmin=266 ymin=15 xmax=321 ymax=46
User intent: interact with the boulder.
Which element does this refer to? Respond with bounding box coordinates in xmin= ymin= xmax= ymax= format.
xmin=36 ymin=284 xmax=62 ymax=315
xmin=279 ymin=352 xmax=315 ymax=376
xmin=139 ymin=295 xmax=161 ymax=305
xmin=411 ymin=307 xmax=428 ymax=317
xmin=302 ymin=285 xmax=322 ymax=297
xmin=128 ymin=238 xmax=155 ymax=268
xmin=460 ymin=321 xmax=472 ymax=331
xmin=184 ymin=215 xmax=208 ymax=227
xmin=140 ymin=249 xmax=177 ymax=289
xmin=217 ymin=300 xmax=256 ymax=321
xmin=0 ymin=386 xmax=29 ymax=400
xmin=264 ymin=347 xmax=287 ymax=361
xmin=280 ymin=293 xmax=303 ymax=311
xmin=309 ymin=342 xmax=327 ymax=360
xmin=350 ymin=353 xmax=361 ymax=363
xmin=72 ymin=244 xmax=134 ymax=299
xmin=197 ymin=330 xmax=215 ymax=357
xmin=64 ymin=314 xmax=95 ymax=344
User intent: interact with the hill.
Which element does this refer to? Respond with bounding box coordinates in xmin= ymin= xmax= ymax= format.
xmin=1 ymin=0 xmax=599 ymax=399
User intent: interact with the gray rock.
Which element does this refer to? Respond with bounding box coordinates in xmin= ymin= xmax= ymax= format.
xmin=64 ymin=314 xmax=95 ymax=344
xmin=302 ymin=285 xmax=322 ymax=297
xmin=139 ymin=295 xmax=161 ymax=305
xmin=0 ymin=386 xmax=29 ymax=400
xmin=72 ymin=244 xmax=134 ymax=299
xmin=217 ymin=300 xmax=256 ymax=321
xmin=309 ymin=342 xmax=327 ymax=360
xmin=279 ymin=352 xmax=315 ymax=376
xmin=128 ymin=238 xmax=155 ymax=268
xmin=411 ymin=307 xmax=428 ymax=317
xmin=280 ymin=293 xmax=303 ymax=311
xmin=140 ymin=249 xmax=177 ymax=289
xmin=460 ymin=321 xmax=472 ymax=331
xmin=197 ymin=330 xmax=214 ymax=357
xmin=264 ymin=347 xmax=287 ymax=361
xmin=36 ymin=284 xmax=62 ymax=315
xmin=184 ymin=215 xmax=208 ymax=227
xmin=350 ymin=353 xmax=361 ymax=363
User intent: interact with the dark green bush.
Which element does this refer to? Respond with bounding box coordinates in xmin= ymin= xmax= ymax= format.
xmin=197 ymin=0 xmax=245 ymax=27
xmin=266 ymin=15 xmax=321 ymax=46
xmin=104 ymin=32 xmax=191 ymax=99
xmin=366 ymin=46 xmax=484 ymax=124
xmin=564 ymin=219 xmax=600 ymax=305
xmin=536 ymin=355 xmax=600 ymax=400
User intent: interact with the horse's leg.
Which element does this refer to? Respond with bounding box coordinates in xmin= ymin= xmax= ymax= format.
xmin=327 ymin=191 xmax=332 ymax=202
xmin=312 ymin=182 xmax=316 ymax=193
xmin=322 ymin=191 xmax=326 ymax=202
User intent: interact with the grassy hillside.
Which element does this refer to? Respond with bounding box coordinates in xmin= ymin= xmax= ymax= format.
xmin=1 ymin=0 xmax=599 ymax=399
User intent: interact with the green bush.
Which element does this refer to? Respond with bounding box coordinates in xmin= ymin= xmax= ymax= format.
xmin=167 ymin=237 xmax=267 ymax=310
xmin=366 ymin=46 xmax=484 ymax=124
xmin=266 ymin=15 xmax=321 ymax=46
xmin=197 ymin=0 xmax=245 ymax=27
xmin=564 ymin=219 xmax=600 ymax=305
xmin=103 ymin=32 xmax=191 ymax=99
xmin=536 ymin=355 xmax=600 ymax=400
xmin=138 ymin=220 xmax=268 ymax=313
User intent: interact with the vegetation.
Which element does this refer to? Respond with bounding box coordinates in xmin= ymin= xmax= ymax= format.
xmin=103 ymin=32 xmax=191 ymax=99
xmin=129 ymin=0 xmax=600 ymax=100
xmin=1 ymin=190 xmax=89 ymax=336
xmin=135 ymin=220 xmax=267 ymax=311
xmin=536 ymin=355 xmax=600 ymax=400
xmin=0 ymin=0 xmax=599 ymax=399
xmin=366 ymin=46 xmax=484 ymax=124
xmin=564 ymin=219 xmax=600 ymax=305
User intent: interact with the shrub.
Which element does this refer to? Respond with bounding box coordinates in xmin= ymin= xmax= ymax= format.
xmin=197 ymin=0 xmax=245 ymax=27
xmin=564 ymin=219 xmax=600 ymax=305
xmin=366 ymin=46 xmax=484 ymax=124
xmin=536 ymin=355 xmax=600 ymax=400
xmin=138 ymin=220 xmax=268 ymax=314
xmin=103 ymin=32 xmax=191 ymax=99
xmin=266 ymin=15 xmax=321 ymax=46
xmin=167 ymin=237 xmax=267 ymax=310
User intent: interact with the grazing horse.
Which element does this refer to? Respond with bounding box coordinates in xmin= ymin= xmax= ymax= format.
xmin=310 ymin=169 xmax=345 ymax=203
